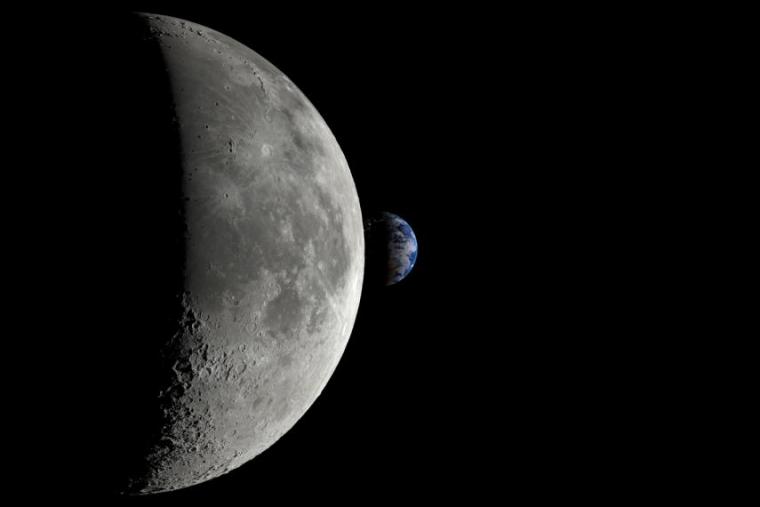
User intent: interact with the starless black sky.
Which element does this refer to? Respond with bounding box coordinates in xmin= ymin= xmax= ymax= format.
xmin=5 ymin=4 xmax=655 ymax=503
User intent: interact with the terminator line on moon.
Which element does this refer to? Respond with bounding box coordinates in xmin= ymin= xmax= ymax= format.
xmin=121 ymin=13 xmax=363 ymax=494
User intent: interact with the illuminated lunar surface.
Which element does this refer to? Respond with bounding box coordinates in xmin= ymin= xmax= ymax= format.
xmin=119 ymin=13 xmax=364 ymax=495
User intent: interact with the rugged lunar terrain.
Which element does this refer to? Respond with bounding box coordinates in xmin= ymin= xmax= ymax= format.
xmin=122 ymin=13 xmax=364 ymax=494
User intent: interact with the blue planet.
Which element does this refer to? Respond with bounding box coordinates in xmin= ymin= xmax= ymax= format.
xmin=365 ymin=212 xmax=418 ymax=285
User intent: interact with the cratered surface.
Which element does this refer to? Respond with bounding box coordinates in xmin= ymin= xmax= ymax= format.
xmin=112 ymin=13 xmax=364 ymax=494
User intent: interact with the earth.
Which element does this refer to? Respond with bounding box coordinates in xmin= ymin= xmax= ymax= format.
xmin=365 ymin=212 xmax=418 ymax=286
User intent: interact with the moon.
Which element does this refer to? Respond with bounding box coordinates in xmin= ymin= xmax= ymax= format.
xmin=115 ymin=13 xmax=364 ymax=494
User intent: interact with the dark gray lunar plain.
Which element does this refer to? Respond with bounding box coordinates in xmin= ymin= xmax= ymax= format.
xmin=121 ymin=13 xmax=364 ymax=494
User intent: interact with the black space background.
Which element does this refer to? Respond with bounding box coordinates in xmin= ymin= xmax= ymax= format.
xmin=2 ymin=3 xmax=669 ymax=504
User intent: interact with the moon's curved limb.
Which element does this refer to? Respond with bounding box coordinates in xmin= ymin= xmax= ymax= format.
xmin=121 ymin=13 xmax=364 ymax=495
